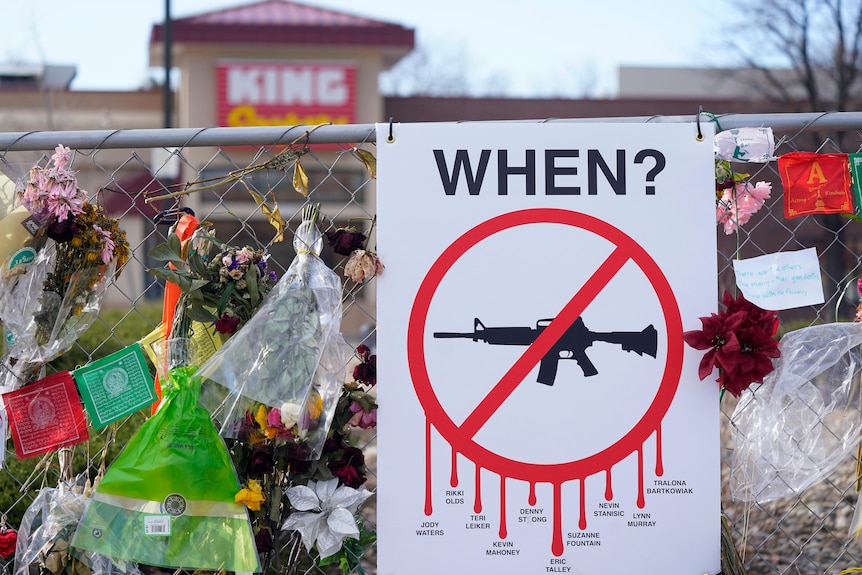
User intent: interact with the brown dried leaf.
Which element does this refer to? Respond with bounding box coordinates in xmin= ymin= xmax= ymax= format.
xmin=355 ymin=148 xmax=377 ymax=179
xmin=244 ymin=185 xmax=287 ymax=243
xmin=293 ymin=161 xmax=309 ymax=197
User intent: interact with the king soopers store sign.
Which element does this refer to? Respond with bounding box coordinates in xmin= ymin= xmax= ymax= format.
xmin=216 ymin=61 xmax=357 ymax=128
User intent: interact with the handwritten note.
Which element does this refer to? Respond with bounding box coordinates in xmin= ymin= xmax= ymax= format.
xmin=732 ymin=248 xmax=824 ymax=310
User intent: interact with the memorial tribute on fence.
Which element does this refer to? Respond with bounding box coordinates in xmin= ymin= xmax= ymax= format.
xmin=376 ymin=121 xmax=720 ymax=575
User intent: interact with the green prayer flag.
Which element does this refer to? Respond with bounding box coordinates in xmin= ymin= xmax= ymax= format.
xmin=849 ymin=152 xmax=862 ymax=219
xmin=72 ymin=343 xmax=156 ymax=429
xmin=71 ymin=367 xmax=260 ymax=572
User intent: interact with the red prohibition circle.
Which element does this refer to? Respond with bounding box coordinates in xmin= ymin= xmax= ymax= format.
xmin=407 ymin=207 xmax=683 ymax=484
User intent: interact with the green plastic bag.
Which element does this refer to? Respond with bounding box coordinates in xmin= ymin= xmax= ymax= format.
xmin=71 ymin=367 xmax=260 ymax=572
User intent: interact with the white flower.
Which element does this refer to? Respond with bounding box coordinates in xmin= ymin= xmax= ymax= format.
xmin=281 ymin=478 xmax=372 ymax=558
xmin=280 ymin=402 xmax=301 ymax=429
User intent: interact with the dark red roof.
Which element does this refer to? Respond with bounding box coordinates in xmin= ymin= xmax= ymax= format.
xmin=150 ymin=0 xmax=414 ymax=48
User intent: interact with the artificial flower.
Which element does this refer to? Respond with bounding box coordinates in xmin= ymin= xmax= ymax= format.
xmin=683 ymin=291 xmax=780 ymax=397
xmin=235 ymin=478 xmax=266 ymax=511
xmin=326 ymin=227 xmax=367 ymax=256
xmin=344 ymin=249 xmax=384 ymax=283
xmin=716 ymin=180 xmax=772 ymax=235
xmin=282 ymin=477 xmax=372 ymax=558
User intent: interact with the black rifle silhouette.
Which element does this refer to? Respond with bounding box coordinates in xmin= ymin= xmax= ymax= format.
xmin=433 ymin=317 xmax=658 ymax=385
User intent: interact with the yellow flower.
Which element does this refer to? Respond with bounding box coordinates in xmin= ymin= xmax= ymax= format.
xmin=254 ymin=404 xmax=268 ymax=430
xmin=307 ymin=392 xmax=323 ymax=420
xmin=235 ymin=479 xmax=266 ymax=511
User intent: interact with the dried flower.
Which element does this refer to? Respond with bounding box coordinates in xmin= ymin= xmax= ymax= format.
xmin=254 ymin=527 xmax=274 ymax=554
xmin=353 ymin=345 xmax=376 ymax=386
xmin=326 ymin=227 xmax=367 ymax=256
xmin=215 ymin=314 xmax=241 ymax=335
xmin=348 ymin=401 xmax=377 ymax=429
xmin=344 ymin=249 xmax=384 ymax=283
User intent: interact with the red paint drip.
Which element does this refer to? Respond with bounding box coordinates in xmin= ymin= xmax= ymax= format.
xmin=636 ymin=444 xmax=646 ymax=508
xmin=499 ymin=475 xmax=508 ymax=538
xmin=528 ymin=481 xmax=537 ymax=506
xmin=425 ymin=418 xmax=433 ymax=515
xmin=474 ymin=464 xmax=483 ymax=514
xmin=551 ymin=482 xmax=563 ymax=556
xmin=604 ymin=468 xmax=613 ymax=501
xmin=451 ymin=446 xmax=459 ymax=487
xmin=655 ymin=424 xmax=664 ymax=476
xmin=578 ymin=478 xmax=587 ymax=530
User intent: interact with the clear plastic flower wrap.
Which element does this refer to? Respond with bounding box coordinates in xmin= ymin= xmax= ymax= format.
xmin=296 ymin=332 xmax=354 ymax=458
xmin=14 ymin=473 xmax=141 ymax=575
xmin=0 ymin=243 xmax=115 ymax=388
xmin=0 ymin=147 xmax=128 ymax=390
xmin=729 ymin=322 xmax=862 ymax=502
xmin=198 ymin=210 xmax=345 ymax=453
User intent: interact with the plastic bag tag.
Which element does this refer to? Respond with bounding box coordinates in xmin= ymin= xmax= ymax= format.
xmin=143 ymin=515 xmax=171 ymax=536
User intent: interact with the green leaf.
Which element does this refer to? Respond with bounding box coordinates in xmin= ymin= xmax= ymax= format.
xmin=147 ymin=236 xmax=185 ymax=266
xmin=186 ymin=304 xmax=218 ymax=323
xmin=216 ymin=282 xmax=235 ymax=315
xmin=148 ymin=267 xmax=189 ymax=286
xmin=187 ymin=251 xmax=210 ymax=278
xmin=245 ymin=267 xmax=260 ymax=307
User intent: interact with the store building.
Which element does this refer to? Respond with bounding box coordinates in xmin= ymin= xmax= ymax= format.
xmin=0 ymin=0 xmax=794 ymax=327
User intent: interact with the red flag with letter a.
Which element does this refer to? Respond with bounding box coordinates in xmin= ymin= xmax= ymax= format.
xmin=779 ymin=151 xmax=851 ymax=218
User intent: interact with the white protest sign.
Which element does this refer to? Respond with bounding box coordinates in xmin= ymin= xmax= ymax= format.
xmin=376 ymin=122 xmax=720 ymax=575
xmin=732 ymin=248 xmax=824 ymax=310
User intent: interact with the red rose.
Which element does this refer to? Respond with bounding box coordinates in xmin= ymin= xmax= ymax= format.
xmin=215 ymin=314 xmax=241 ymax=334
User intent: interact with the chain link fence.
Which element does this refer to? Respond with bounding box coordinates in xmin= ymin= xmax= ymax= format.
xmin=2 ymin=113 xmax=862 ymax=574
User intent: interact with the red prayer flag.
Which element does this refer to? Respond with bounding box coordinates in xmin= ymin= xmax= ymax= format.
xmin=2 ymin=371 xmax=89 ymax=459
xmin=779 ymin=151 xmax=851 ymax=218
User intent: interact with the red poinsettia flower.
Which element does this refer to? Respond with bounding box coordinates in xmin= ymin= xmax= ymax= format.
xmin=683 ymin=291 xmax=780 ymax=397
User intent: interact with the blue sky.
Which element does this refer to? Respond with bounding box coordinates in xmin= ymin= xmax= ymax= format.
xmin=2 ymin=0 xmax=728 ymax=97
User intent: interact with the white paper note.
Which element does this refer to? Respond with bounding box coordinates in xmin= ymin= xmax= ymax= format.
xmin=733 ymin=248 xmax=824 ymax=310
